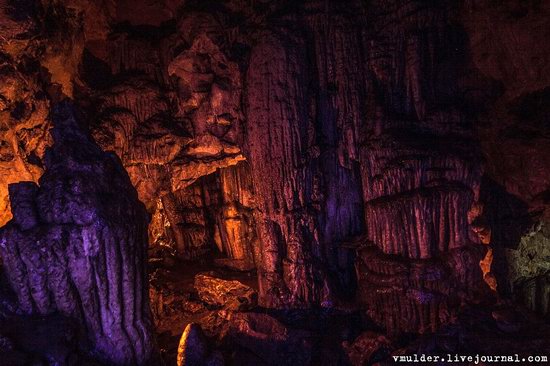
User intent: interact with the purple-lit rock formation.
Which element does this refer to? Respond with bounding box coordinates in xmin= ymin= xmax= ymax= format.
xmin=356 ymin=241 xmax=488 ymax=334
xmin=0 ymin=102 xmax=156 ymax=365
xmin=352 ymin=0 xmax=492 ymax=334
xmin=244 ymin=2 xmax=370 ymax=307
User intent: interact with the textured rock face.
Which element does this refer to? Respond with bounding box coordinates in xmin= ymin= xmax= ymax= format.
xmin=342 ymin=331 xmax=391 ymax=366
xmin=0 ymin=0 xmax=496 ymax=321
xmin=155 ymin=163 xmax=259 ymax=264
xmin=80 ymin=5 xmax=256 ymax=266
xmin=462 ymin=0 xmax=550 ymax=311
xmin=351 ymin=0 xmax=493 ymax=334
xmin=0 ymin=1 xmax=548 ymax=358
xmin=360 ymin=0 xmax=484 ymax=259
xmin=356 ymin=242 xmax=489 ymax=334
xmin=215 ymin=163 xmax=259 ymax=269
xmin=194 ymin=274 xmax=257 ymax=311
xmin=505 ymin=223 xmax=550 ymax=317
xmin=0 ymin=4 xmax=51 ymax=226
xmin=245 ymin=32 xmax=330 ymax=307
xmin=0 ymin=103 xmax=156 ymax=365
xmin=244 ymin=1 xmax=371 ymax=307
xmin=83 ymin=9 xmax=246 ymax=198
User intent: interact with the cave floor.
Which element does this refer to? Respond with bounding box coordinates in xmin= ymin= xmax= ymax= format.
xmin=149 ymin=255 xmax=550 ymax=365
xmin=0 ymin=260 xmax=549 ymax=365
xmin=148 ymin=254 xmax=365 ymax=365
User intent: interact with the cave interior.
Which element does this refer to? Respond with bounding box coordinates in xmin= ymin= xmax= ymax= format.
xmin=0 ymin=0 xmax=549 ymax=365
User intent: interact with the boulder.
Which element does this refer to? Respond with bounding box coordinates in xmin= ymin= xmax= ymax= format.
xmin=177 ymin=323 xmax=224 ymax=366
xmin=221 ymin=312 xmax=312 ymax=366
xmin=194 ymin=274 xmax=257 ymax=311
xmin=342 ymin=331 xmax=392 ymax=366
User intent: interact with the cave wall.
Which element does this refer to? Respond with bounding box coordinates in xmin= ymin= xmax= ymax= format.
xmin=0 ymin=0 xmax=52 ymax=226
xmin=462 ymin=0 xmax=550 ymax=316
xmin=0 ymin=0 xmax=548 ymax=341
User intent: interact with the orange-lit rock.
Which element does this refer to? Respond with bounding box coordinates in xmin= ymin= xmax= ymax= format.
xmin=0 ymin=1 xmax=548 ymax=364
xmin=0 ymin=46 xmax=51 ymax=226
xmin=480 ymin=248 xmax=498 ymax=292
xmin=177 ymin=323 xmax=223 ymax=366
xmin=215 ymin=163 xmax=258 ymax=268
xmin=81 ymin=9 xmax=250 ymax=262
xmin=194 ymin=274 xmax=257 ymax=311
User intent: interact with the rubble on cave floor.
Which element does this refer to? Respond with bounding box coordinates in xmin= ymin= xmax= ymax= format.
xmin=148 ymin=256 xmax=361 ymax=365
xmin=148 ymin=255 xmax=550 ymax=366
xmin=0 ymin=239 xmax=548 ymax=366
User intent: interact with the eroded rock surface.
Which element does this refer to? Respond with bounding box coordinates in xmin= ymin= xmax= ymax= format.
xmin=505 ymin=223 xmax=550 ymax=316
xmin=194 ymin=274 xmax=257 ymax=311
xmin=342 ymin=331 xmax=391 ymax=366
xmin=219 ymin=311 xmax=313 ymax=366
xmin=356 ymin=241 xmax=490 ymax=334
xmin=0 ymin=0 xmax=548 ymax=364
xmin=0 ymin=102 xmax=156 ymax=365
xmin=0 ymin=2 xmax=51 ymax=226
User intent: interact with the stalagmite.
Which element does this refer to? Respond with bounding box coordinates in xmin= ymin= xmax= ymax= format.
xmin=0 ymin=102 xmax=156 ymax=365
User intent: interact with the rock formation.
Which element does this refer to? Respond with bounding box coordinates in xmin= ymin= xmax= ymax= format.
xmin=177 ymin=323 xmax=223 ymax=366
xmin=0 ymin=0 xmax=52 ymax=227
xmin=219 ymin=311 xmax=312 ymax=366
xmin=245 ymin=30 xmax=330 ymax=307
xmin=355 ymin=241 xmax=488 ymax=334
xmin=342 ymin=331 xmax=391 ymax=366
xmin=0 ymin=102 xmax=156 ymax=365
xmin=194 ymin=273 xmax=257 ymax=311
xmin=462 ymin=0 xmax=550 ymax=316
xmin=0 ymin=0 xmax=548 ymax=364
xmin=353 ymin=0 xmax=494 ymax=334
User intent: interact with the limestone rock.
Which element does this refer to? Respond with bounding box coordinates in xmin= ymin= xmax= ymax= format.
xmin=505 ymin=223 xmax=550 ymax=316
xmin=0 ymin=58 xmax=51 ymax=227
xmin=194 ymin=274 xmax=257 ymax=311
xmin=245 ymin=31 xmax=330 ymax=308
xmin=221 ymin=312 xmax=312 ymax=366
xmin=342 ymin=331 xmax=392 ymax=366
xmin=177 ymin=323 xmax=224 ymax=366
xmin=0 ymin=0 xmax=548 ymax=351
xmin=355 ymin=240 xmax=490 ymax=335
xmin=0 ymin=102 xmax=156 ymax=365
